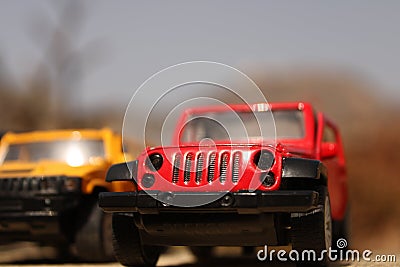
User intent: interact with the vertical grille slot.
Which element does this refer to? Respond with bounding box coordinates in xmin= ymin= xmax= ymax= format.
xmin=13 ymin=179 xmax=21 ymax=191
xmin=39 ymin=179 xmax=47 ymax=190
xmin=207 ymin=152 xmax=217 ymax=183
xmin=184 ymin=153 xmax=193 ymax=184
xmin=31 ymin=178 xmax=39 ymax=191
xmin=172 ymin=154 xmax=181 ymax=184
xmin=232 ymin=152 xmax=241 ymax=183
xmin=0 ymin=179 xmax=8 ymax=191
xmin=22 ymin=178 xmax=29 ymax=191
xmin=6 ymin=179 xmax=11 ymax=190
xmin=219 ymin=152 xmax=229 ymax=183
xmin=16 ymin=179 xmax=23 ymax=191
xmin=195 ymin=153 xmax=204 ymax=184
xmin=0 ymin=179 xmax=4 ymax=190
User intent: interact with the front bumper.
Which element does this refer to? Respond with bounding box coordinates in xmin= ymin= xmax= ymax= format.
xmin=99 ymin=190 xmax=319 ymax=214
xmin=100 ymin=190 xmax=320 ymax=246
xmin=0 ymin=195 xmax=81 ymax=218
xmin=0 ymin=195 xmax=81 ymax=241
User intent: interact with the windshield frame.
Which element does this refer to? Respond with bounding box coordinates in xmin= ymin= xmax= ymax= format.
xmin=173 ymin=102 xmax=315 ymax=148
xmin=0 ymin=138 xmax=106 ymax=165
xmin=180 ymin=110 xmax=305 ymax=144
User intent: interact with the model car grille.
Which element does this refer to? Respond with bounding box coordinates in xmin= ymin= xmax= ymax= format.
xmin=0 ymin=176 xmax=76 ymax=196
xmin=171 ymin=151 xmax=242 ymax=185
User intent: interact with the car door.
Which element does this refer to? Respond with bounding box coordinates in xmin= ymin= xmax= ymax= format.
xmin=316 ymin=114 xmax=348 ymax=221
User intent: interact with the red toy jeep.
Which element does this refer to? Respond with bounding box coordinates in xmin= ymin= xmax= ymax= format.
xmin=100 ymin=102 xmax=348 ymax=266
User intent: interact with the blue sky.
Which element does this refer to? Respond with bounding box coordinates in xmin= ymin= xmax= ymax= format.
xmin=1 ymin=1 xmax=399 ymax=110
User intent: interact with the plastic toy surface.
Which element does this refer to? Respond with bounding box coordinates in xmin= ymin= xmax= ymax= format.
xmin=0 ymin=128 xmax=134 ymax=261
xmin=100 ymin=102 xmax=348 ymax=266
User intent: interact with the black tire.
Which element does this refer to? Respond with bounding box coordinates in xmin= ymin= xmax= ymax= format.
xmin=291 ymin=187 xmax=332 ymax=267
xmin=189 ymin=246 xmax=214 ymax=261
xmin=54 ymin=243 xmax=75 ymax=262
xmin=332 ymin=207 xmax=350 ymax=250
xmin=112 ymin=213 xmax=161 ymax=267
xmin=75 ymin=203 xmax=114 ymax=262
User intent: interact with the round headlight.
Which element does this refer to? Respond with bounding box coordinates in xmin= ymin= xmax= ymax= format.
xmin=146 ymin=153 xmax=163 ymax=171
xmin=142 ymin=173 xmax=155 ymax=188
xmin=254 ymin=150 xmax=274 ymax=170
xmin=63 ymin=178 xmax=81 ymax=192
xmin=260 ymin=172 xmax=275 ymax=187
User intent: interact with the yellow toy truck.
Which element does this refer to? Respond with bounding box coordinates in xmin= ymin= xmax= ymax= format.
xmin=0 ymin=128 xmax=135 ymax=261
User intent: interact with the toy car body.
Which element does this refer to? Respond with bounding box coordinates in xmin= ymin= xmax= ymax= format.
xmin=100 ymin=102 xmax=348 ymax=266
xmin=0 ymin=128 xmax=134 ymax=261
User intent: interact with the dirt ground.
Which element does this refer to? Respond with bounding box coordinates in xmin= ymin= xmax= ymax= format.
xmin=0 ymin=243 xmax=397 ymax=267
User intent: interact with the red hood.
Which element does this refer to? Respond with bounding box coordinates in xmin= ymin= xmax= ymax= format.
xmin=145 ymin=143 xmax=273 ymax=153
xmin=143 ymin=141 xmax=312 ymax=158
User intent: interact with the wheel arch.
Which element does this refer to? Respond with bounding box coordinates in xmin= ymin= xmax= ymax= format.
xmin=281 ymin=157 xmax=328 ymax=188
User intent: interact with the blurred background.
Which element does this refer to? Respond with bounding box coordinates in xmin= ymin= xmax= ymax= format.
xmin=0 ymin=0 xmax=399 ymax=254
